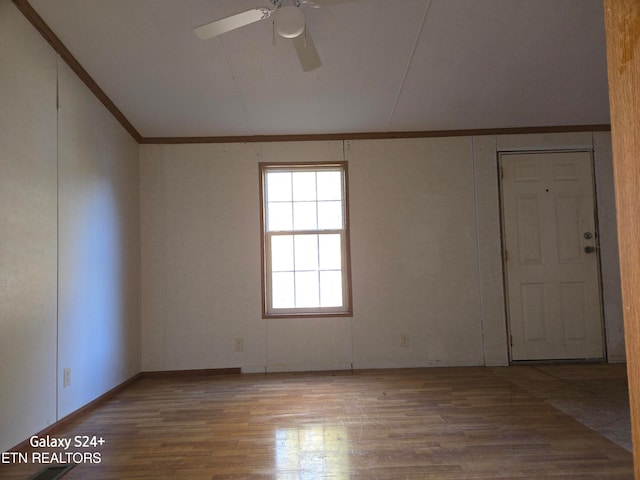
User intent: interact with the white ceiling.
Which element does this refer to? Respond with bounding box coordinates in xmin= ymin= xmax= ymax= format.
xmin=27 ymin=0 xmax=610 ymax=138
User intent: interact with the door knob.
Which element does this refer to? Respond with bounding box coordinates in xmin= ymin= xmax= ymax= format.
xmin=584 ymin=246 xmax=596 ymax=254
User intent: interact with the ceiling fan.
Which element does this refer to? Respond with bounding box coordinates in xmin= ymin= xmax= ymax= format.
xmin=194 ymin=0 xmax=324 ymax=72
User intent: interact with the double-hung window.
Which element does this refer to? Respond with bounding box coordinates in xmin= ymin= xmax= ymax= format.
xmin=260 ymin=162 xmax=352 ymax=317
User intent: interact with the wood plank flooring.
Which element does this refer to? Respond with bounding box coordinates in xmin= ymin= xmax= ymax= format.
xmin=0 ymin=366 xmax=633 ymax=479
xmin=493 ymin=364 xmax=632 ymax=452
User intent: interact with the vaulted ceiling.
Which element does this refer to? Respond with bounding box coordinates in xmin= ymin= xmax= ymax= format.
xmin=25 ymin=0 xmax=610 ymax=139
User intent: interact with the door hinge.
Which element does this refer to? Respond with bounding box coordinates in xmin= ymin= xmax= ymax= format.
xmin=504 ymin=249 xmax=508 ymax=262
xmin=500 ymin=166 xmax=504 ymax=179
xmin=510 ymin=335 xmax=513 ymax=347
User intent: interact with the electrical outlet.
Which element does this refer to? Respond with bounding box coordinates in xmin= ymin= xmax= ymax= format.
xmin=400 ymin=335 xmax=409 ymax=348
xmin=63 ymin=368 xmax=71 ymax=388
xmin=234 ymin=337 xmax=244 ymax=352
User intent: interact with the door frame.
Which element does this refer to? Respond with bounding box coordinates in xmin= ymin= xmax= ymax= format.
xmin=497 ymin=148 xmax=607 ymax=364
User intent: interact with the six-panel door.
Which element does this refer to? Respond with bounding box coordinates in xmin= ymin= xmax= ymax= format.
xmin=500 ymin=151 xmax=604 ymax=361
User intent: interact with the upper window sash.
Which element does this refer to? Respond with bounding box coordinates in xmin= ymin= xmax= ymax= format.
xmin=263 ymin=164 xmax=346 ymax=234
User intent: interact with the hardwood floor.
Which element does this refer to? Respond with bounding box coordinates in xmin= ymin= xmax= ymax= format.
xmin=0 ymin=366 xmax=633 ymax=479
xmin=493 ymin=364 xmax=632 ymax=452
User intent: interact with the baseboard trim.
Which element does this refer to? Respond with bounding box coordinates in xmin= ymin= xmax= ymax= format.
xmin=141 ymin=367 xmax=242 ymax=378
xmin=9 ymin=372 xmax=142 ymax=453
xmin=510 ymin=358 xmax=607 ymax=366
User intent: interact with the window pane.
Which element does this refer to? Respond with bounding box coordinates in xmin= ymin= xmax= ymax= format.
xmin=267 ymin=172 xmax=292 ymax=202
xmin=320 ymin=271 xmax=343 ymax=307
xmin=317 ymin=201 xmax=343 ymax=230
xmin=262 ymin=163 xmax=350 ymax=316
xmin=317 ymin=171 xmax=342 ymax=201
xmin=294 ymin=235 xmax=318 ymax=271
xmin=272 ymin=272 xmax=295 ymax=308
xmin=292 ymin=172 xmax=317 ymax=201
xmin=319 ymin=234 xmax=342 ymax=270
xmin=268 ymin=202 xmax=293 ymax=231
xmin=293 ymin=202 xmax=317 ymax=230
xmin=295 ymin=271 xmax=319 ymax=308
xmin=271 ymin=235 xmax=294 ymax=272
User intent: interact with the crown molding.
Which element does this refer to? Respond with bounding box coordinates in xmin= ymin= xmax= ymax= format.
xmin=139 ymin=124 xmax=611 ymax=144
xmin=12 ymin=0 xmax=142 ymax=143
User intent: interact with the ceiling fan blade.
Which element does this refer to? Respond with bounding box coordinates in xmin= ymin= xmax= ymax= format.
xmin=194 ymin=7 xmax=272 ymax=40
xmin=292 ymin=26 xmax=321 ymax=72
xmin=303 ymin=0 xmax=356 ymax=5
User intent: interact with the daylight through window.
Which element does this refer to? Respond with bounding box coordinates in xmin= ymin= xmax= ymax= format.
xmin=260 ymin=162 xmax=352 ymax=317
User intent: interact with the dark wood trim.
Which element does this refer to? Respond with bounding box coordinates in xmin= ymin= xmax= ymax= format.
xmin=140 ymin=125 xmax=611 ymax=145
xmin=12 ymin=0 xmax=142 ymax=143
xmin=258 ymin=161 xmax=354 ymax=319
xmin=141 ymin=368 xmax=242 ymax=378
xmin=603 ymin=0 xmax=640 ymax=476
xmin=259 ymin=164 xmax=268 ymax=318
xmin=343 ymin=159 xmax=354 ymax=319
xmin=263 ymin=311 xmax=354 ymax=319
xmin=9 ymin=373 xmax=142 ymax=452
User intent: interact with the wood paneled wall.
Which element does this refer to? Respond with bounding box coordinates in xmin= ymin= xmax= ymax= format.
xmin=604 ymin=0 xmax=640 ymax=477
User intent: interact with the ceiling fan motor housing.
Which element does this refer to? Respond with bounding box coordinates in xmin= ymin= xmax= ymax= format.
xmin=274 ymin=4 xmax=306 ymax=38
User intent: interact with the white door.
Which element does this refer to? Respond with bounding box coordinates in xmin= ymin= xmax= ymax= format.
xmin=500 ymin=151 xmax=604 ymax=361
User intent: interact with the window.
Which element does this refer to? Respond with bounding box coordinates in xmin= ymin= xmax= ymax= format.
xmin=260 ymin=162 xmax=352 ymax=318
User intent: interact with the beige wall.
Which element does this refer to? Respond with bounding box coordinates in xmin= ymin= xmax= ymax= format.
xmin=0 ymin=0 xmax=58 ymax=453
xmin=0 ymin=0 xmax=141 ymax=451
xmin=140 ymin=132 xmax=623 ymax=372
xmin=56 ymin=61 xmax=141 ymax=418
xmin=348 ymin=137 xmax=485 ymax=368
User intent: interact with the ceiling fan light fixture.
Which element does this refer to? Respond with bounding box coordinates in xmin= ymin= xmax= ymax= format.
xmin=274 ymin=6 xmax=305 ymax=38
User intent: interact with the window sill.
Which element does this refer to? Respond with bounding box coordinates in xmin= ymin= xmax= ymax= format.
xmin=262 ymin=310 xmax=353 ymax=319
